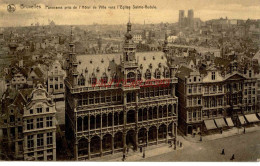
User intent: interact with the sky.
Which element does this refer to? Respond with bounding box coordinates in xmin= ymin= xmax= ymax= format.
xmin=0 ymin=0 xmax=260 ymax=27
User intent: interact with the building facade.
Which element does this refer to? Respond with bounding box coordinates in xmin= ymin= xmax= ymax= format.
xmin=23 ymin=84 xmax=56 ymax=161
xmin=0 ymin=85 xmax=56 ymax=161
xmin=47 ymin=60 xmax=66 ymax=101
xmin=65 ymin=22 xmax=178 ymax=160
xmin=177 ymin=61 xmax=259 ymax=135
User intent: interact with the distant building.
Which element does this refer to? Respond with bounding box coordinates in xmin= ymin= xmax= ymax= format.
xmin=178 ymin=9 xmax=200 ymax=29
xmin=47 ymin=60 xmax=66 ymax=101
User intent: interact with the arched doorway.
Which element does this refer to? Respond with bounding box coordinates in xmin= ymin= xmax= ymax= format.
xmin=90 ymin=136 xmax=100 ymax=154
xmin=126 ymin=130 xmax=135 ymax=149
xmin=78 ymin=138 xmax=88 ymax=157
xmin=158 ymin=124 xmax=167 ymax=140
xmin=138 ymin=128 xmax=147 ymax=145
xmin=148 ymin=126 xmax=157 ymax=142
xmin=114 ymin=132 xmax=123 ymax=149
xmin=102 ymin=134 xmax=112 ymax=151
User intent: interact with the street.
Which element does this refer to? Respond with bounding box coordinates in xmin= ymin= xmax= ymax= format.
xmin=143 ymin=130 xmax=260 ymax=162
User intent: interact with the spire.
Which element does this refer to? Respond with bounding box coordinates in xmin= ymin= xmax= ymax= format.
xmin=125 ymin=10 xmax=132 ymax=41
xmin=70 ymin=26 xmax=74 ymax=42
xmin=128 ymin=8 xmax=130 ymax=23
xmin=127 ymin=9 xmax=132 ymax=32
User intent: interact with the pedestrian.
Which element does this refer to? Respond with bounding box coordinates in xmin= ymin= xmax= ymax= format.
xmin=221 ymin=149 xmax=225 ymax=155
xmin=220 ymin=128 xmax=223 ymax=134
xmin=230 ymin=154 xmax=235 ymax=160
xmin=243 ymin=127 xmax=246 ymax=134
xmin=140 ymin=147 xmax=142 ymax=153
xmin=122 ymin=154 xmax=126 ymax=161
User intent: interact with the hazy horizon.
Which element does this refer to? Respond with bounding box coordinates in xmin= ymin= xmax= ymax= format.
xmin=1 ymin=0 xmax=260 ymax=27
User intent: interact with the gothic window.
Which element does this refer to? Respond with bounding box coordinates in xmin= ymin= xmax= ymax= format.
xmin=164 ymin=68 xmax=170 ymax=78
xmin=137 ymin=70 xmax=142 ymax=81
xmin=78 ymin=74 xmax=85 ymax=86
xmin=101 ymin=72 xmax=108 ymax=84
xmin=113 ymin=73 xmax=119 ymax=83
xmin=90 ymin=73 xmax=97 ymax=85
xmin=155 ymin=69 xmax=161 ymax=79
xmin=145 ymin=69 xmax=151 ymax=80
xmin=127 ymin=72 xmax=135 ymax=83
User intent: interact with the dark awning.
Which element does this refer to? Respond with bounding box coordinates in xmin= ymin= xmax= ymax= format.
xmin=204 ymin=120 xmax=217 ymax=130
xmin=225 ymin=118 xmax=234 ymax=127
xmin=245 ymin=114 xmax=260 ymax=123
xmin=214 ymin=118 xmax=227 ymax=128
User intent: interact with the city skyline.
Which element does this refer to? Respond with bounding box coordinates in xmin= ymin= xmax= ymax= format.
xmin=0 ymin=0 xmax=260 ymax=27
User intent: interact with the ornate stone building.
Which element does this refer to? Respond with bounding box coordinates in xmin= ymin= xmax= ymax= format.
xmin=23 ymin=84 xmax=56 ymax=161
xmin=0 ymin=84 xmax=56 ymax=161
xmin=177 ymin=59 xmax=259 ymax=135
xmin=65 ymin=21 xmax=178 ymax=160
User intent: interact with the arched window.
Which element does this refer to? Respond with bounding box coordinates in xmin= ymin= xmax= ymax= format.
xmin=113 ymin=72 xmax=119 ymax=83
xmin=137 ymin=70 xmax=142 ymax=81
xmin=145 ymin=69 xmax=151 ymax=80
xmin=101 ymin=72 xmax=108 ymax=84
xmin=90 ymin=73 xmax=97 ymax=85
xmin=164 ymin=68 xmax=170 ymax=78
xmin=78 ymin=74 xmax=85 ymax=86
xmin=155 ymin=69 xmax=161 ymax=79
xmin=127 ymin=72 xmax=135 ymax=83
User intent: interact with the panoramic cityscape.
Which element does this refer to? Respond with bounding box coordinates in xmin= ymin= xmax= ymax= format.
xmin=0 ymin=0 xmax=260 ymax=162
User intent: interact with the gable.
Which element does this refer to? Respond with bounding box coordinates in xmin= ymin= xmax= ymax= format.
xmin=225 ymin=73 xmax=246 ymax=81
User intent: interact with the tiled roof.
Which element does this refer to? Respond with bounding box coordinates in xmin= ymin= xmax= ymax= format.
xmin=76 ymin=51 xmax=169 ymax=86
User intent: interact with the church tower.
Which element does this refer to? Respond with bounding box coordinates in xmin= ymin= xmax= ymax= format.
xmin=66 ymin=26 xmax=79 ymax=87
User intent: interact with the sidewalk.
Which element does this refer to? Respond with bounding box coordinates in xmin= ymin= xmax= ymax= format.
xmin=91 ymin=143 xmax=183 ymax=161
xmin=183 ymin=124 xmax=260 ymax=143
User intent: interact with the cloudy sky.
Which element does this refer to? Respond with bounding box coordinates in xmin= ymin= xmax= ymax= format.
xmin=0 ymin=0 xmax=260 ymax=27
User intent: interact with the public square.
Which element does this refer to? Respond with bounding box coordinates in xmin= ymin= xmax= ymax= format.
xmin=143 ymin=130 xmax=260 ymax=162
